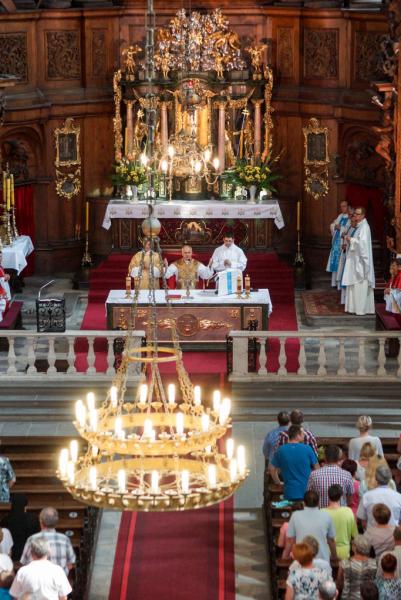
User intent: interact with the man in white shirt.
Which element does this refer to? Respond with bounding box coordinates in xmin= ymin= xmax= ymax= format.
xmin=10 ymin=537 xmax=71 ymax=600
xmin=209 ymin=232 xmax=247 ymax=273
xmin=164 ymin=245 xmax=212 ymax=289
xmin=357 ymin=466 xmax=401 ymax=528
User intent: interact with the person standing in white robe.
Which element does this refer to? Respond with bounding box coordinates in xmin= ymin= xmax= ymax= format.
xmin=342 ymin=207 xmax=375 ymax=315
xmin=210 ymin=232 xmax=247 ymax=273
xmin=337 ymin=210 xmax=356 ymax=305
xmin=327 ymin=201 xmax=350 ymax=287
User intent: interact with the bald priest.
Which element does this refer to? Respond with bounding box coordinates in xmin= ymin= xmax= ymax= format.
xmin=164 ymin=245 xmax=212 ymax=289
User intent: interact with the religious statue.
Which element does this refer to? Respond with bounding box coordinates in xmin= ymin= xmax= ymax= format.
xmin=246 ymin=44 xmax=267 ymax=78
xmin=213 ymin=52 xmax=225 ymax=79
xmin=159 ymin=51 xmax=172 ymax=80
xmin=133 ymin=109 xmax=147 ymax=156
xmin=122 ymin=45 xmax=142 ymax=81
xmin=209 ymin=30 xmax=241 ymax=53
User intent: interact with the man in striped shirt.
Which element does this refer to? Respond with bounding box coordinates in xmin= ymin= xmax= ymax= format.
xmin=275 ymin=410 xmax=318 ymax=458
xmin=20 ymin=506 xmax=76 ymax=575
xmin=307 ymin=445 xmax=354 ymax=508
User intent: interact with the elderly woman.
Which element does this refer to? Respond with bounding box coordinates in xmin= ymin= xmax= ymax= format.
xmin=285 ymin=542 xmax=332 ymax=600
xmin=348 ymin=416 xmax=383 ymax=462
xmin=375 ymin=553 xmax=401 ymax=598
xmin=337 ymin=535 xmax=377 ymax=599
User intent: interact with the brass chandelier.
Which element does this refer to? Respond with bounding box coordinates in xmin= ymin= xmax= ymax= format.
xmin=57 ymin=212 xmax=248 ymax=511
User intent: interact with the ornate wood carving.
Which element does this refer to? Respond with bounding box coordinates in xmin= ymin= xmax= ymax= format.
xmin=277 ymin=27 xmax=293 ymax=79
xmin=46 ymin=31 xmax=81 ymax=80
xmin=0 ymin=139 xmax=30 ymax=181
xmin=0 ymin=33 xmax=28 ymax=83
xmin=354 ymin=31 xmax=386 ymax=82
xmin=91 ymin=30 xmax=107 ymax=78
xmin=343 ymin=130 xmax=385 ymax=188
xmin=303 ymin=29 xmax=338 ymax=80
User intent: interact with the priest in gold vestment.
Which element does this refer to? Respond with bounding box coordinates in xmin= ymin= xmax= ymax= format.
xmin=128 ymin=239 xmax=163 ymax=289
xmin=164 ymin=245 xmax=212 ymax=289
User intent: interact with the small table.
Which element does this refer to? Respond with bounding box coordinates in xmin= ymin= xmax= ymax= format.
xmin=2 ymin=235 xmax=34 ymax=275
xmin=106 ymin=289 xmax=272 ymax=349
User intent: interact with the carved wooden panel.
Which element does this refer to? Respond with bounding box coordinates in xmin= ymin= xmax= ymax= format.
xmin=343 ymin=130 xmax=385 ymax=187
xmin=91 ymin=29 xmax=107 ymax=78
xmin=0 ymin=33 xmax=28 ymax=83
xmin=46 ymin=31 xmax=81 ymax=80
xmin=277 ymin=27 xmax=294 ymax=79
xmin=303 ymin=29 xmax=338 ymax=80
xmin=354 ymin=31 xmax=385 ymax=82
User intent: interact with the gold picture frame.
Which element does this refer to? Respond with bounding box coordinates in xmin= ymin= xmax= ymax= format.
xmin=55 ymin=167 xmax=81 ymax=201
xmin=54 ymin=118 xmax=81 ymax=167
xmin=303 ymin=118 xmax=329 ymax=167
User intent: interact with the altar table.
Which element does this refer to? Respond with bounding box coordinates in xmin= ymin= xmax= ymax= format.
xmin=106 ymin=289 xmax=272 ymax=348
xmin=2 ymin=235 xmax=34 ymax=274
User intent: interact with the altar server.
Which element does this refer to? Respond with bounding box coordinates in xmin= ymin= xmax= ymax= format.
xmin=0 ymin=252 xmax=11 ymax=323
xmin=336 ymin=208 xmax=356 ymax=305
xmin=327 ymin=201 xmax=350 ymax=287
xmin=210 ymin=232 xmax=247 ymax=273
xmin=164 ymin=245 xmax=212 ymax=289
xmin=128 ymin=238 xmax=163 ymax=290
xmin=342 ymin=207 xmax=375 ymax=315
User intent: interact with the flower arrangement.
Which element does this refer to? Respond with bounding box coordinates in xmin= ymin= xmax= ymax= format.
xmin=225 ymin=155 xmax=281 ymax=193
xmin=111 ymin=158 xmax=148 ymax=187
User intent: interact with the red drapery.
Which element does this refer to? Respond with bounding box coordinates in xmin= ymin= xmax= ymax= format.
xmin=1 ymin=185 xmax=35 ymax=276
xmin=345 ymin=183 xmax=384 ymax=241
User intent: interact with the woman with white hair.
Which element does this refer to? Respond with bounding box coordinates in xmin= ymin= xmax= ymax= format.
xmin=337 ymin=535 xmax=377 ymax=599
xmin=348 ymin=416 xmax=384 ymax=462
xmin=318 ymin=580 xmax=338 ymax=600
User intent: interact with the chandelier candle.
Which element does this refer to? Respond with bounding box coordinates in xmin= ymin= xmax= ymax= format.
xmin=168 ymin=383 xmax=176 ymax=404
xmin=212 ymin=390 xmax=221 ymax=412
xmin=87 ymin=392 xmax=95 ymax=411
xmin=181 ymin=470 xmax=189 ymax=495
xmin=194 ymin=385 xmax=201 ymax=406
xmin=70 ymin=440 xmax=78 ymax=463
xmin=226 ymin=438 xmax=234 ymax=460
xmin=89 ymin=467 xmax=97 ymax=491
xmin=110 ymin=386 xmax=118 ymax=408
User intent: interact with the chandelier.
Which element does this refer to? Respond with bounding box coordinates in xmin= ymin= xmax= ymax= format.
xmin=57 ymin=211 xmax=248 ymax=511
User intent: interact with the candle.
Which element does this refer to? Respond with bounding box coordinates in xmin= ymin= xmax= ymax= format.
xmin=245 ymin=274 xmax=251 ymax=295
xmin=86 ymin=392 xmax=95 ymax=411
xmin=237 ymin=275 xmax=242 ymax=294
xmin=59 ymin=448 xmax=69 ymax=477
xmin=75 ymin=401 xmax=86 ymax=428
xmin=208 ymin=464 xmax=217 ymax=489
xmin=201 ymin=413 xmax=209 ymax=433
xmin=89 ymin=466 xmax=97 ymax=491
xmin=181 ymin=470 xmax=189 ymax=494
xmin=10 ymin=174 xmax=14 ymax=206
xmin=6 ymin=178 xmax=10 ymax=211
xmin=193 ymin=385 xmax=201 ymax=406
xmin=237 ymin=445 xmax=246 ymax=476
xmin=143 ymin=418 xmax=153 ymax=438
xmin=212 ymin=390 xmax=221 ymax=413
xmin=91 ymin=445 xmax=98 ymax=458
xmin=85 ymin=201 xmax=89 ymax=232
xmin=89 ymin=410 xmax=97 ymax=432
xmin=151 ymin=470 xmax=159 ymax=494
xmin=126 ymin=276 xmax=131 ymax=294
xmin=67 ymin=461 xmax=75 ymax=485
xmin=118 ymin=469 xmax=126 ymax=493
xmin=110 ymin=386 xmax=118 ymax=408
xmin=229 ymin=458 xmax=238 ymax=482
xmin=70 ymin=440 xmax=78 ymax=463
xmin=176 ymin=412 xmax=184 ymax=436
xmin=167 ymin=383 xmax=175 ymax=404
xmin=115 ymin=416 xmax=122 ymax=437
xmin=297 ymin=200 xmax=301 ymax=232
xmin=219 ymin=397 xmax=231 ymax=425
xmin=139 ymin=383 xmax=148 ymax=404
xmin=226 ymin=438 xmax=234 ymax=460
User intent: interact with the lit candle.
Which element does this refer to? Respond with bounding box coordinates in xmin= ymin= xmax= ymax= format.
xmin=110 ymin=386 xmax=118 ymax=408
xmin=118 ymin=469 xmax=126 ymax=493
xmin=219 ymin=397 xmax=231 ymax=425
xmin=213 ymin=157 xmax=220 ymax=170
xmin=161 ymin=159 xmax=168 ymax=173
xmin=297 ymin=200 xmax=301 ymax=232
xmin=70 ymin=440 xmax=78 ymax=463
xmin=194 ymin=385 xmax=201 ymax=406
xmin=229 ymin=458 xmax=238 ymax=482
xmin=167 ymin=383 xmax=175 ymax=404
xmin=167 ymin=145 xmax=175 ymax=158
xmin=245 ymin=274 xmax=251 ymax=295
xmin=139 ymin=384 xmax=148 ymax=404
xmin=181 ymin=470 xmax=189 ymax=495
xmin=151 ymin=470 xmax=159 ymax=494
xmin=237 ymin=445 xmax=246 ymax=476
xmin=91 ymin=445 xmax=98 ymax=458
xmin=226 ymin=438 xmax=234 ymax=460
xmin=59 ymin=448 xmax=69 ymax=477
xmin=205 ymin=445 xmax=212 ymax=454
xmin=194 ymin=161 xmax=202 ymax=174
xmin=89 ymin=410 xmax=97 ymax=432
xmin=89 ymin=466 xmax=97 ymax=491
xmin=86 ymin=392 xmax=95 ymax=412
xmin=201 ymin=413 xmax=209 ymax=433
xmin=85 ymin=201 xmax=89 ymax=232
xmin=237 ymin=274 xmax=242 ymax=294
xmin=126 ymin=276 xmax=131 ymax=295
xmin=204 ymin=148 xmax=211 ymax=162
xmin=6 ymin=178 xmax=10 ymax=211
xmin=75 ymin=400 xmax=86 ymax=428
xmin=67 ymin=461 xmax=75 ymax=485
xmin=176 ymin=412 xmax=184 ymax=436
xmin=208 ymin=464 xmax=217 ymax=489
xmin=212 ymin=390 xmax=221 ymax=413
xmin=10 ymin=174 xmax=14 ymax=206
xmin=140 ymin=153 xmax=149 ymax=166
xmin=115 ymin=416 xmax=122 ymax=438
xmin=143 ymin=418 xmax=153 ymax=438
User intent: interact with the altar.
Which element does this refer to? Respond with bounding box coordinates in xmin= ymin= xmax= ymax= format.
xmin=1 ymin=235 xmax=34 ymax=274
xmin=102 ymin=199 xmax=284 ymax=252
xmin=106 ymin=288 xmax=272 ymax=348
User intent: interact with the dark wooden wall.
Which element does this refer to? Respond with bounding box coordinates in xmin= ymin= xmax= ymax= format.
xmin=0 ymin=1 xmax=388 ymax=273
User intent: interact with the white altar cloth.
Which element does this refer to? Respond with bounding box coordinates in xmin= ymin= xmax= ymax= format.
xmin=2 ymin=235 xmax=34 ymax=274
xmin=102 ymin=199 xmax=284 ymax=231
xmin=106 ymin=288 xmax=273 ymax=315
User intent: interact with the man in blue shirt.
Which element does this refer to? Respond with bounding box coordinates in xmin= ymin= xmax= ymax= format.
xmin=270 ymin=424 xmax=319 ymax=501
xmin=262 ymin=411 xmax=290 ymax=463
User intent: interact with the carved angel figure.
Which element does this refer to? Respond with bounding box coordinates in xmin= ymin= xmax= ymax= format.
xmin=122 ymin=45 xmax=142 ymax=78
xmin=246 ymin=44 xmax=267 ymax=74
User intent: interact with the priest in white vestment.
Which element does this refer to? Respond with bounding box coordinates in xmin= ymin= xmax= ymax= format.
xmin=210 ymin=233 xmax=247 ymax=273
xmin=326 ymin=200 xmax=350 ymax=287
xmin=342 ymin=207 xmax=375 ymax=315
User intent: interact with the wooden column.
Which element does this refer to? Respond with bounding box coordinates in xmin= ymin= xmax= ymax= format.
xmin=160 ymin=101 xmax=168 ymax=153
xmin=125 ymin=100 xmax=134 ymax=157
xmin=252 ymin=99 xmax=263 ymax=159
xmin=215 ymin=100 xmax=226 ymax=173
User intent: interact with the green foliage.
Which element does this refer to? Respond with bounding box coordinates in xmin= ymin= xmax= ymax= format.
xmin=224 ymin=154 xmax=281 ymax=193
xmin=111 ymin=158 xmax=148 ymax=186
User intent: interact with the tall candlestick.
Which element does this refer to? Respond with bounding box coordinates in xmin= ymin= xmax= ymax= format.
xmin=85 ymin=201 xmax=89 ymax=232
xmin=6 ymin=178 xmax=10 ymax=211
xmin=10 ymin=175 xmax=14 ymax=205
xmin=297 ymin=200 xmax=301 ymax=232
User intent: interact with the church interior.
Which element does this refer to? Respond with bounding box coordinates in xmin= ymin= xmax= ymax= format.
xmin=0 ymin=0 xmax=401 ymax=598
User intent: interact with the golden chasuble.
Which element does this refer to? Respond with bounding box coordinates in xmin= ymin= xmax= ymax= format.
xmin=175 ymin=259 xmax=200 ymax=289
xmin=128 ymin=251 xmax=162 ymax=290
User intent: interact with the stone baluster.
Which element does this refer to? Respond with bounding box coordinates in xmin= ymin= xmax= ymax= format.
xmin=47 ymin=336 xmax=57 ymax=374
xmin=7 ymin=336 xmax=17 ymax=375
xmin=106 ymin=336 xmax=116 ymax=376
xmin=297 ymin=339 xmax=307 ymax=375
xmin=357 ymin=337 xmax=367 ymax=376
xmin=232 ymin=336 xmax=249 ymax=377
xmin=26 ymin=336 xmax=37 ymax=374
xmin=258 ymin=336 xmax=267 ymax=375
xmin=277 ymin=337 xmax=287 ymax=375
xmin=377 ymin=338 xmax=386 ymax=376
xmin=86 ymin=336 xmax=96 ymax=375
xmin=337 ymin=338 xmax=347 ymax=376
xmin=67 ymin=337 xmax=77 ymax=374
xmin=317 ymin=338 xmax=327 ymax=376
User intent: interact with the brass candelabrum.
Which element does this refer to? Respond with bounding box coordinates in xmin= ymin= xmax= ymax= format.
xmin=81 ymin=229 xmax=92 ymax=268
xmin=236 ymin=273 xmax=251 ymax=300
xmin=1 ymin=203 xmax=13 ymax=246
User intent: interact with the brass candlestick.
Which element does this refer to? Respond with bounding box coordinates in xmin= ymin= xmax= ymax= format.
xmin=236 ymin=274 xmax=242 ymax=299
xmin=11 ymin=205 xmax=19 ymax=239
xmin=125 ymin=275 xmax=133 ymax=299
xmin=81 ymin=230 xmax=92 ymax=267
xmin=245 ymin=274 xmax=251 ymax=299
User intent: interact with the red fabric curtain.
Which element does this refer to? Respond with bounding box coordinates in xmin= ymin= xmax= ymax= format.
xmin=345 ymin=183 xmax=384 ymax=240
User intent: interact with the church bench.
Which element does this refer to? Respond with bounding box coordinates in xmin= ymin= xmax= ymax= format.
xmin=0 ymin=301 xmax=23 ymax=350
xmin=375 ymin=304 xmax=401 ymax=357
